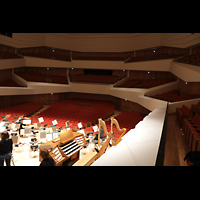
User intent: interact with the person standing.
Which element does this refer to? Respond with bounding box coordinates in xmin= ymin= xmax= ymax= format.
xmin=39 ymin=149 xmax=54 ymax=166
xmin=0 ymin=131 xmax=13 ymax=166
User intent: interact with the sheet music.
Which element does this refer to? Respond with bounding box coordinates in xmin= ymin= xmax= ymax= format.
xmin=46 ymin=133 xmax=52 ymax=141
xmin=77 ymin=122 xmax=83 ymax=129
xmin=52 ymin=119 xmax=58 ymax=125
xmin=38 ymin=117 xmax=44 ymax=123
xmin=23 ymin=119 xmax=31 ymax=124
xmin=53 ymin=132 xmax=59 ymax=139
xmin=93 ymin=125 xmax=99 ymax=132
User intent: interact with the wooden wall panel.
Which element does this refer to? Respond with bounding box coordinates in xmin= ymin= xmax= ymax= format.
xmin=129 ymin=70 xmax=177 ymax=80
xmin=178 ymin=78 xmax=200 ymax=95
xmin=0 ymin=92 xmax=150 ymax=117
xmin=0 ymin=69 xmax=12 ymax=82
xmin=119 ymin=99 xmax=150 ymax=115
xmin=14 ymin=67 xmax=68 ymax=77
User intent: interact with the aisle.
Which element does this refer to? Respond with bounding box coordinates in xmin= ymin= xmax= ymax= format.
xmin=164 ymin=114 xmax=189 ymax=166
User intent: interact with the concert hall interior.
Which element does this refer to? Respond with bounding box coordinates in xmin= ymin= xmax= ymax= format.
xmin=0 ymin=33 xmax=200 ymax=166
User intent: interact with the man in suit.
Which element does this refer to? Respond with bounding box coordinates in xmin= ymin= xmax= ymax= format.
xmin=16 ymin=119 xmax=26 ymax=136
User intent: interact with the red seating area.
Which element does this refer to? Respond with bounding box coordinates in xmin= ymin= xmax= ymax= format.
xmin=182 ymin=113 xmax=200 ymax=152
xmin=0 ymin=79 xmax=24 ymax=87
xmin=70 ymin=74 xmax=125 ymax=84
xmin=148 ymin=90 xmax=200 ymax=102
xmin=176 ymin=54 xmax=200 ymax=66
xmin=191 ymin=101 xmax=200 ymax=115
xmin=116 ymin=78 xmax=175 ymax=88
xmin=177 ymin=102 xmax=200 ymax=153
xmin=18 ymin=72 xmax=46 ymax=82
xmin=17 ymin=72 xmax=68 ymax=84
xmin=176 ymin=105 xmax=191 ymax=126
xmin=31 ymin=99 xmax=115 ymax=128
xmin=0 ymin=102 xmax=43 ymax=122
xmin=105 ymin=111 xmax=144 ymax=140
xmin=50 ymin=75 xmax=67 ymax=84
xmin=0 ymin=52 xmax=22 ymax=59
xmin=127 ymin=53 xmax=180 ymax=63
xmin=17 ymin=46 xmax=71 ymax=61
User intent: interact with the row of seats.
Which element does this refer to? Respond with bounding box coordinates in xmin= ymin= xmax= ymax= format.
xmin=176 ymin=54 xmax=200 ymax=66
xmin=176 ymin=102 xmax=200 ymax=165
xmin=0 ymin=102 xmax=43 ymax=122
xmin=105 ymin=111 xmax=144 ymax=140
xmin=191 ymin=101 xmax=200 ymax=115
xmin=176 ymin=105 xmax=191 ymax=126
xmin=127 ymin=53 xmax=181 ymax=63
xmin=182 ymin=113 xmax=200 ymax=152
xmin=116 ymin=78 xmax=175 ymax=88
xmin=0 ymin=79 xmax=24 ymax=87
xmin=31 ymin=99 xmax=115 ymax=128
xmin=70 ymin=74 xmax=125 ymax=84
xmin=148 ymin=90 xmax=200 ymax=102
xmin=17 ymin=72 xmax=68 ymax=84
xmin=0 ymin=52 xmax=22 ymax=59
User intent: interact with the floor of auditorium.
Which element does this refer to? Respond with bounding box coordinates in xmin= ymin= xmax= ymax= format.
xmin=164 ymin=114 xmax=189 ymax=166
xmin=9 ymin=113 xmax=189 ymax=166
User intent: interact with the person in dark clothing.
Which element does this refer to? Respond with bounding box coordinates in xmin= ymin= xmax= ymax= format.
xmin=94 ymin=126 xmax=105 ymax=140
xmin=0 ymin=131 xmax=13 ymax=166
xmin=39 ymin=149 xmax=54 ymax=166
xmin=16 ymin=119 xmax=26 ymax=136
xmin=184 ymin=151 xmax=200 ymax=166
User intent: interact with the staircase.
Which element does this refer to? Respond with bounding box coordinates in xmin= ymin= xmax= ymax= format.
xmin=30 ymin=105 xmax=50 ymax=117
xmin=104 ymin=110 xmax=121 ymax=122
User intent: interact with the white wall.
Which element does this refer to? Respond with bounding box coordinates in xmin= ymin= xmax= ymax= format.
xmin=168 ymin=98 xmax=200 ymax=113
xmin=170 ymin=61 xmax=200 ymax=82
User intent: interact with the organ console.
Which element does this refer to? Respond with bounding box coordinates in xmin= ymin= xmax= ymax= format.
xmin=39 ymin=117 xmax=126 ymax=166
xmin=39 ymin=129 xmax=86 ymax=166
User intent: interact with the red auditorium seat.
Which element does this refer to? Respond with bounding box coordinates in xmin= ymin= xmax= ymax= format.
xmin=176 ymin=105 xmax=191 ymax=126
xmin=35 ymin=99 xmax=115 ymax=127
xmin=191 ymin=129 xmax=200 ymax=151
xmin=105 ymin=111 xmax=144 ymax=140
xmin=191 ymin=101 xmax=200 ymax=115
xmin=185 ymin=116 xmax=200 ymax=148
xmin=0 ymin=102 xmax=43 ymax=122
xmin=183 ymin=113 xmax=199 ymax=139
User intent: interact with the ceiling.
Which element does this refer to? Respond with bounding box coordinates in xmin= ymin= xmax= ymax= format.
xmin=1 ymin=33 xmax=200 ymax=52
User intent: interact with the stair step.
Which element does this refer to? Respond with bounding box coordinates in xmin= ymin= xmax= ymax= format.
xmin=31 ymin=105 xmax=50 ymax=117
